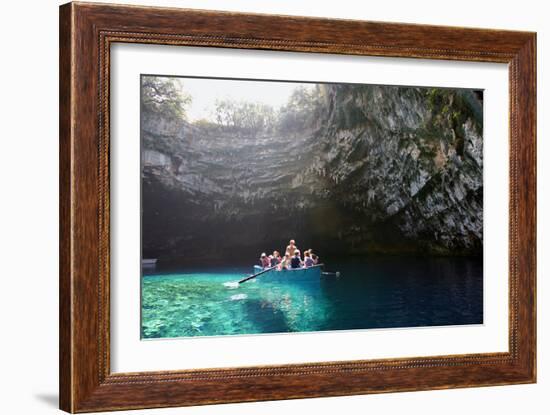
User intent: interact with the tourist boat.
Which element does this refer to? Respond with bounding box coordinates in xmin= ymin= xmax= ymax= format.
xmin=250 ymin=264 xmax=323 ymax=283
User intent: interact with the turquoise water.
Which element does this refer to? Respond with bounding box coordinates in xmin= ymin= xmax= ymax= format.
xmin=141 ymin=257 xmax=483 ymax=339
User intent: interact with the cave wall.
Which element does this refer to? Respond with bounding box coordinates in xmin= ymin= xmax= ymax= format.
xmin=141 ymin=84 xmax=483 ymax=264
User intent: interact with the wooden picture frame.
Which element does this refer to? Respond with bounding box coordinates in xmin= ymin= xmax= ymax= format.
xmin=59 ymin=2 xmax=536 ymax=412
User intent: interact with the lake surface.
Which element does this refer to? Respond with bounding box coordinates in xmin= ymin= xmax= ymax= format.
xmin=141 ymin=256 xmax=483 ymax=339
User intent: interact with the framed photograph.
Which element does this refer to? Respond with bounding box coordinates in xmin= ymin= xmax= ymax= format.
xmin=59 ymin=2 xmax=536 ymax=412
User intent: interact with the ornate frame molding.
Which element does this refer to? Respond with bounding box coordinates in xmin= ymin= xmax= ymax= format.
xmin=60 ymin=2 xmax=536 ymax=412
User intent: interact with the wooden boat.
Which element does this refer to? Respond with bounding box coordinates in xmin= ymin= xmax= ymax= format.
xmin=251 ymin=264 xmax=323 ymax=282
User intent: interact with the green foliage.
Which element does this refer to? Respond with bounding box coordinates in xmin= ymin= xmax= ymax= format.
xmin=425 ymin=88 xmax=478 ymax=158
xmin=191 ymin=118 xmax=226 ymax=135
xmin=212 ymin=99 xmax=277 ymax=133
xmin=141 ymin=76 xmax=192 ymax=120
xmin=426 ymin=88 xmax=471 ymax=127
xmin=325 ymin=84 xmax=373 ymax=129
xmin=187 ymin=84 xmax=329 ymax=135
xmin=278 ymin=85 xmax=327 ymax=132
xmin=426 ymin=88 xmax=453 ymax=116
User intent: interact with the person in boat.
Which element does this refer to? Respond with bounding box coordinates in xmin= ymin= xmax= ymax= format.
xmin=280 ymin=253 xmax=291 ymax=270
xmin=270 ymin=251 xmax=281 ymax=267
xmin=311 ymin=253 xmax=319 ymax=265
xmin=304 ymin=250 xmax=315 ymax=268
xmin=290 ymin=250 xmax=303 ymax=269
xmin=259 ymin=252 xmax=270 ymax=268
xmin=285 ymin=239 xmax=298 ymax=258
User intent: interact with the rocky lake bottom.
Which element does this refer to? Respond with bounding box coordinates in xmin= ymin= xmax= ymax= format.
xmin=141 ymin=256 xmax=483 ymax=339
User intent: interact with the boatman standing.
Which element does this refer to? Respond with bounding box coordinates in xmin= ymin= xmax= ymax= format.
xmin=285 ymin=239 xmax=299 ymax=258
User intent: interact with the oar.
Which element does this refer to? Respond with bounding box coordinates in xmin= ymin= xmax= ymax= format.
xmin=238 ymin=265 xmax=278 ymax=284
xmin=322 ymin=271 xmax=341 ymax=277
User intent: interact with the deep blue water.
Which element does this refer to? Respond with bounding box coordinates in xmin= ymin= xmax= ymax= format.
xmin=141 ymin=256 xmax=482 ymax=338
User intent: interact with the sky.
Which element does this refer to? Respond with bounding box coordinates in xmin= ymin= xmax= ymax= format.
xmin=172 ymin=77 xmax=313 ymax=121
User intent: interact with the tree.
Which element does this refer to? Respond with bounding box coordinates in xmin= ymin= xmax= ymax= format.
xmin=212 ymin=99 xmax=277 ymax=133
xmin=278 ymin=85 xmax=327 ymax=132
xmin=141 ymin=76 xmax=192 ymax=120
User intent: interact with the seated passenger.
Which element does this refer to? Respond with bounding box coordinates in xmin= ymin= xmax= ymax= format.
xmin=259 ymin=252 xmax=270 ymax=268
xmin=290 ymin=251 xmax=302 ymax=269
xmin=280 ymin=253 xmax=291 ymax=270
xmin=270 ymin=251 xmax=281 ymax=267
xmin=304 ymin=251 xmax=314 ymax=267
xmin=311 ymin=253 xmax=319 ymax=265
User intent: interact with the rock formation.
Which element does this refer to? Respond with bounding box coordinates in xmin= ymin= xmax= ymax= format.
xmin=141 ymin=84 xmax=483 ymax=264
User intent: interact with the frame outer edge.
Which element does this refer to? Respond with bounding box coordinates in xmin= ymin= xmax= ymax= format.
xmin=59 ymin=2 xmax=75 ymax=413
xmin=508 ymin=33 xmax=537 ymax=383
xmin=520 ymin=33 xmax=537 ymax=382
xmin=532 ymin=33 xmax=537 ymax=383
xmin=59 ymin=2 xmax=537 ymax=412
